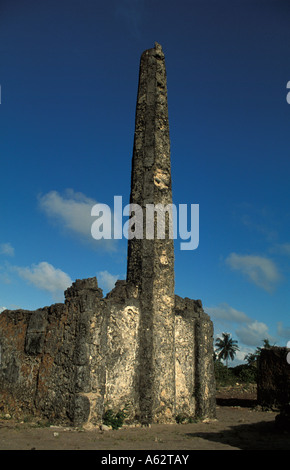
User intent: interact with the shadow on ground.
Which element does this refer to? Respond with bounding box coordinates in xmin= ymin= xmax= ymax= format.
xmin=216 ymin=397 xmax=257 ymax=408
xmin=186 ymin=418 xmax=290 ymax=450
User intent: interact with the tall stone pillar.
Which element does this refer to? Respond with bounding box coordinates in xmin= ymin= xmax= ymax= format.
xmin=127 ymin=42 xmax=175 ymax=424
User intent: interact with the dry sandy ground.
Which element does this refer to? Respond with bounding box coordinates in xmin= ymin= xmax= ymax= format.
xmin=0 ymin=405 xmax=289 ymax=451
xmin=0 ymin=385 xmax=289 ymax=452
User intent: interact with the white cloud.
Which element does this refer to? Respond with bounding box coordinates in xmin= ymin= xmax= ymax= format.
xmin=235 ymin=320 xmax=272 ymax=346
xmin=15 ymin=261 xmax=72 ymax=301
xmin=97 ymin=270 xmax=119 ymax=292
xmin=0 ymin=243 xmax=14 ymax=257
xmin=277 ymin=321 xmax=290 ymax=340
xmin=206 ymin=302 xmax=251 ymax=324
xmin=39 ymin=189 xmax=96 ymax=237
xmin=209 ymin=302 xmax=275 ymax=351
xmin=225 ymin=252 xmax=281 ymax=292
xmin=38 ymin=189 xmax=117 ymax=251
xmin=234 ymin=346 xmax=256 ymax=365
xmin=0 ymin=307 xmax=7 ymax=313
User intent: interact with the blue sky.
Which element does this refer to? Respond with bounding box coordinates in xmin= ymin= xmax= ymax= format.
xmin=1 ymin=0 xmax=290 ymax=364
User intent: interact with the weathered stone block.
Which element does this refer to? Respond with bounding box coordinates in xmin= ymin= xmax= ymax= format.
xmin=257 ymin=347 xmax=290 ymax=409
xmin=25 ymin=309 xmax=48 ymax=355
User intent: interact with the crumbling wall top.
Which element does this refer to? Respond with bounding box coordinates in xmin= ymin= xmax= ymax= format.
xmin=174 ymin=294 xmax=207 ymax=319
xmin=64 ymin=277 xmax=103 ymax=301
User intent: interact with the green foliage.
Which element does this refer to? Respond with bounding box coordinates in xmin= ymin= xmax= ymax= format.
xmin=237 ymin=365 xmax=257 ymax=383
xmin=231 ymin=362 xmax=257 ymax=382
xmin=214 ymin=360 xmax=236 ymax=387
xmin=175 ymin=414 xmax=197 ymax=424
xmin=102 ymin=409 xmax=126 ymax=430
xmin=214 ymin=336 xmax=275 ymax=388
xmin=215 ymin=358 xmax=258 ymax=387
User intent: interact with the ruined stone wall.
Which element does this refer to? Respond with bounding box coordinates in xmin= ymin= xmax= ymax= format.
xmin=0 ymin=278 xmax=104 ymax=424
xmin=0 ymin=308 xmax=41 ymax=416
xmin=0 ymin=303 xmax=75 ymax=422
xmin=0 ymin=277 xmax=215 ymax=425
xmin=0 ymin=278 xmax=144 ymax=426
xmin=175 ymin=296 xmax=216 ymax=419
xmin=257 ymin=347 xmax=290 ymax=409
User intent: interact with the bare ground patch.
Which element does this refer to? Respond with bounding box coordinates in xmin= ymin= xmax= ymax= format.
xmin=0 ymin=386 xmax=289 ymax=451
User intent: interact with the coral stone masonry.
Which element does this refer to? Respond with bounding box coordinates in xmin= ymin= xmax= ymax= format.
xmin=0 ymin=43 xmax=216 ymax=426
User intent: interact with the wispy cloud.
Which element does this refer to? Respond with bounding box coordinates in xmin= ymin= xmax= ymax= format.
xmin=235 ymin=320 xmax=273 ymax=347
xmin=208 ymin=302 xmax=272 ymax=349
xmin=270 ymin=243 xmax=290 ymax=256
xmin=234 ymin=347 xmax=256 ymax=364
xmin=15 ymin=261 xmax=72 ymax=302
xmin=277 ymin=321 xmax=290 ymax=340
xmin=38 ymin=189 xmax=117 ymax=252
xmin=240 ymin=213 xmax=278 ymax=242
xmin=235 ymin=204 xmax=278 ymax=242
xmin=97 ymin=270 xmax=119 ymax=292
xmin=225 ymin=252 xmax=281 ymax=292
xmin=0 ymin=265 xmax=12 ymax=284
xmin=0 ymin=242 xmax=14 ymax=257
xmin=206 ymin=302 xmax=251 ymax=324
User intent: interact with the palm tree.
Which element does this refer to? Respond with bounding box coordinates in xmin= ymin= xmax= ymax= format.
xmin=215 ymin=332 xmax=239 ymax=368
